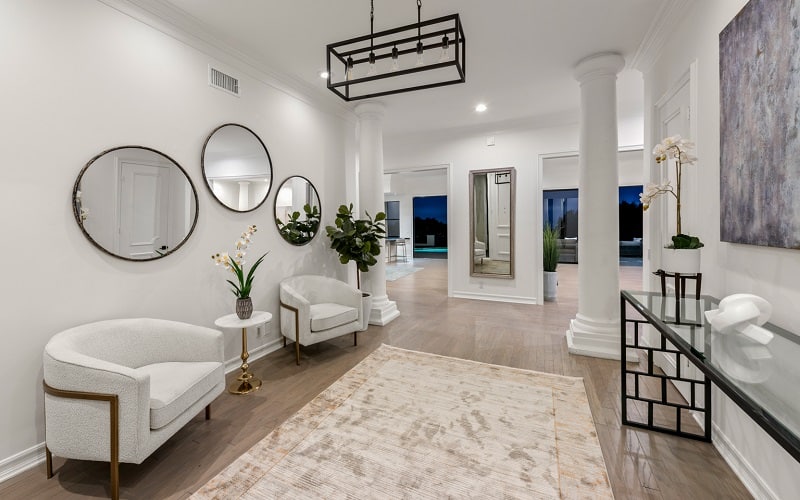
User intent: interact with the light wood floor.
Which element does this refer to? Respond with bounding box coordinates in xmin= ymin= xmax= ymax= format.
xmin=0 ymin=260 xmax=751 ymax=499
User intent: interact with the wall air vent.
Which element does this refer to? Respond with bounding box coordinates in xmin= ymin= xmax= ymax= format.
xmin=208 ymin=66 xmax=240 ymax=97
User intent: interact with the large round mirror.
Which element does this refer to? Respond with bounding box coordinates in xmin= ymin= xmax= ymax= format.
xmin=202 ymin=123 xmax=273 ymax=212
xmin=73 ymin=146 xmax=199 ymax=261
xmin=274 ymin=176 xmax=321 ymax=246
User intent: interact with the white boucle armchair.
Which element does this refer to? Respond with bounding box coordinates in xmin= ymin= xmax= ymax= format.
xmin=42 ymin=318 xmax=225 ymax=500
xmin=280 ymin=275 xmax=366 ymax=365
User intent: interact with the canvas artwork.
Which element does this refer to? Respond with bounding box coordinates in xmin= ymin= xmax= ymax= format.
xmin=719 ymin=0 xmax=800 ymax=249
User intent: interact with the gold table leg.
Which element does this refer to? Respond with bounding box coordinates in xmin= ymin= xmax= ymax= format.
xmin=229 ymin=326 xmax=262 ymax=395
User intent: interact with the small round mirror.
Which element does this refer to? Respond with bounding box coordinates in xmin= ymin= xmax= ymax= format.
xmin=274 ymin=176 xmax=321 ymax=246
xmin=73 ymin=146 xmax=199 ymax=261
xmin=201 ymin=123 xmax=273 ymax=212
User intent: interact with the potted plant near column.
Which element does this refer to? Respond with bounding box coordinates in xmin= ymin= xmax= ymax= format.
xmin=641 ymin=135 xmax=703 ymax=274
xmin=543 ymin=224 xmax=560 ymax=301
xmin=325 ymin=204 xmax=386 ymax=330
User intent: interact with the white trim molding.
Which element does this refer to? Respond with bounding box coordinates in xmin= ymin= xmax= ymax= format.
xmin=452 ymin=291 xmax=537 ymax=305
xmin=224 ymin=337 xmax=283 ymax=374
xmin=712 ymin=423 xmax=779 ymax=500
xmin=0 ymin=443 xmax=45 ymax=484
xmin=630 ymin=0 xmax=696 ymax=73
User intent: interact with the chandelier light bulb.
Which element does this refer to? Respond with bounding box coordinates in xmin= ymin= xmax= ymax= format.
xmin=439 ymin=35 xmax=450 ymax=62
xmin=367 ymin=52 xmax=377 ymax=76
xmin=415 ymin=41 xmax=425 ymax=67
xmin=346 ymin=56 xmax=354 ymax=81
xmin=391 ymin=46 xmax=400 ymax=71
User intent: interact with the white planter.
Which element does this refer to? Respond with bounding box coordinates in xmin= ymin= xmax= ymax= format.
xmin=359 ymin=292 xmax=373 ymax=331
xmin=661 ymin=248 xmax=701 ymax=275
xmin=543 ymin=271 xmax=558 ymax=301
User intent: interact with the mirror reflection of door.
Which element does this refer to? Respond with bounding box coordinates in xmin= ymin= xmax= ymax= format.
xmin=470 ymin=167 xmax=515 ymax=278
xmin=118 ymin=161 xmax=170 ymax=259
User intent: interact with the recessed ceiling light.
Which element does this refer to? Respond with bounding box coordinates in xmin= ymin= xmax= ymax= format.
xmin=475 ymin=103 xmax=487 ymax=113
xmin=319 ymin=71 xmax=330 ymax=79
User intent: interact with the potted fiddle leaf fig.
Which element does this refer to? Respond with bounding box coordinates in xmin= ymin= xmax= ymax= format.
xmin=275 ymin=203 xmax=321 ymax=245
xmin=543 ymin=224 xmax=560 ymax=301
xmin=325 ymin=204 xmax=386 ymax=331
xmin=641 ymin=135 xmax=703 ymax=274
xmin=325 ymin=204 xmax=386 ymax=289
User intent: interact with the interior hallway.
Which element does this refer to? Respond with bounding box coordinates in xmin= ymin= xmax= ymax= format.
xmin=0 ymin=261 xmax=750 ymax=499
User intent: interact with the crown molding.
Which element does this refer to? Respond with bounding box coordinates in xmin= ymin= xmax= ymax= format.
xmin=629 ymin=0 xmax=696 ymax=74
xmin=96 ymin=0 xmax=354 ymax=122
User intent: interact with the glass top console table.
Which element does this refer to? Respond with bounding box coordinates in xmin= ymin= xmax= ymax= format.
xmin=621 ymin=290 xmax=800 ymax=462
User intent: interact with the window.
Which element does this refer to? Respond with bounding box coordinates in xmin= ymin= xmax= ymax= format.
xmin=384 ymin=200 xmax=400 ymax=238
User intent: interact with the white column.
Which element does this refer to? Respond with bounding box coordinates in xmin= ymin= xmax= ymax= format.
xmin=567 ymin=52 xmax=625 ymax=359
xmin=237 ymin=181 xmax=250 ymax=211
xmin=355 ymin=101 xmax=400 ymax=326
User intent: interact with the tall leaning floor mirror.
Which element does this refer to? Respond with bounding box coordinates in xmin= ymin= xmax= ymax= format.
xmin=470 ymin=167 xmax=516 ymax=278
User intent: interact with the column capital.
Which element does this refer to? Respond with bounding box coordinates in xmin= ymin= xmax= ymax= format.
xmin=573 ymin=52 xmax=625 ymax=84
xmin=354 ymin=101 xmax=386 ymax=120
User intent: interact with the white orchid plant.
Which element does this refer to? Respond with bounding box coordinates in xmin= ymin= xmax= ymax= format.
xmin=641 ymin=135 xmax=703 ymax=249
xmin=211 ymin=225 xmax=268 ymax=299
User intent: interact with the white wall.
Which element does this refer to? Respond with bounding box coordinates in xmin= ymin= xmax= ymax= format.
xmin=0 ymin=0 xmax=350 ymax=466
xmin=643 ymin=1 xmax=800 ymax=497
xmin=385 ymin=169 xmax=448 ymax=250
xmin=542 ymin=149 xmax=644 ymax=190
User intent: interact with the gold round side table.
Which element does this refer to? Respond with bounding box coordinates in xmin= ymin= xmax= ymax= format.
xmin=214 ymin=311 xmax=272 ymax=395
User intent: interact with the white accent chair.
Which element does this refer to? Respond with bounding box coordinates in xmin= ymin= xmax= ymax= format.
xmin=42 ymin=318 xmax=225 ymax=500
xmin=474 ymin=239 xmax=487 ymax=264
xmin=279 ymin=275 xmax=365 ymax=365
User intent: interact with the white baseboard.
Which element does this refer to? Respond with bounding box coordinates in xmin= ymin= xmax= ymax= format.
xmin=712 ymin=422 xmax=778 ymax=500
xmin=0 ymin=340 xmax=285 ymax=485
xmin=451 ymin=290 xmax=537 ymax=305
xmin=0 ymin=443 xmax=45 ymax=484
xmin=224 ymin=337 xmax=284 ymax=374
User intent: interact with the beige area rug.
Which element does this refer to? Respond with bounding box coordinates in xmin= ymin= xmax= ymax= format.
xmin=193 ymin=345 xmax=613 ymax=499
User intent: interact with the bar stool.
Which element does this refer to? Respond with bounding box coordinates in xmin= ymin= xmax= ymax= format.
xmin=396 ymin=239 xmax=408 ymax=261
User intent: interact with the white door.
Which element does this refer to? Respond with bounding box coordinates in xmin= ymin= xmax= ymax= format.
xmin=118 ymin=161 xmax=170 ymax=259
xmin=488 ymin=179 xmax=511 ymax=261
xmin=651 ymin=64 xmax=703 ymax=412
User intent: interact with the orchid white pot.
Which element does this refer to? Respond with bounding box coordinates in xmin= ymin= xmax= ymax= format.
xmin=543 ymin=271 xmax=558 ymax=301
xmin=359 ymin=292 xmax=373 ymax=331
xmin=661 ymin=248 xmax=701 ymax=275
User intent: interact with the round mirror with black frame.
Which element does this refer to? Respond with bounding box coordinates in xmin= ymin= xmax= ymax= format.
xmin=73 ymin=146 xmax=199 ymax=261
xmin=274 ymin=176 xmax=321 ymax=246
xmin=201 ymin=123 xmax=273 ymax=212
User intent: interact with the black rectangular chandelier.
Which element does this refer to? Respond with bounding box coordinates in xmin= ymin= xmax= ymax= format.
xmin=326 ymin=0 xmax=466 ymax=102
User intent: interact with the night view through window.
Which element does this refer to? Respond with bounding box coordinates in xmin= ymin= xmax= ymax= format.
xmin=413 ymin=195 xmax=447 ymax=259
xmin=543 ymin=186 xmax=643 ymax=265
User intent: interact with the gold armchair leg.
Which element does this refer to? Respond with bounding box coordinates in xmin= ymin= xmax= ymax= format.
xmin=295 ymin=328 xmax=301 ymax=366
xmin=45 ymin=446 xmax=53 ymax=479
xmin=43 ymin=382 xmax=119 ymax=500
xmin=111 ymin=458 xmax=119 ymax=500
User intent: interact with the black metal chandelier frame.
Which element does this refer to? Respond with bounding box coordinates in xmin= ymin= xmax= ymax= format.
xmin=326 ymin=1 xmax=465 ymax=102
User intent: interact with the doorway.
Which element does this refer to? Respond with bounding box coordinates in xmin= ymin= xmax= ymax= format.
xmin=413 ymin=195 xmax=448 ymax=259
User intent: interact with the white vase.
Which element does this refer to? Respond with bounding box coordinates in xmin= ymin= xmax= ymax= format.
xmin=661 ymin=248 xmax=701 ymax=274
xmin=543 ymin=271 xmax=558 ymax=301
xmin=359 ymin=292 xmax=373 ymax=331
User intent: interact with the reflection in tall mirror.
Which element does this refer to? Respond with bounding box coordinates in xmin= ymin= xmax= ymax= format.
xmin=274 ymin=176 xmax=321 ymax=245
xmin=202 ymin=123 xmax=273 ymax=212
xmin=470 ymin=167 xmax=515 ymax=278
xmin=73 ymin=146 xmax=198 ymax=261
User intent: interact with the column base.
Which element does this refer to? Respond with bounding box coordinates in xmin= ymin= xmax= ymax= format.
xmin=566 ymin=314 xmax=621 ymax=360
xmin=368 ymin=294 xmax=400 ymax=326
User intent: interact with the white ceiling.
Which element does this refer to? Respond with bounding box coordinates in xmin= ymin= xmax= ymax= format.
xmin=134 ymin=0 xmax=664 ymax=137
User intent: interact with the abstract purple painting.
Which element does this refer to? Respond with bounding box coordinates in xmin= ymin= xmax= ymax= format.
xmin=719 ymin=0 xmax=800 ymax=249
